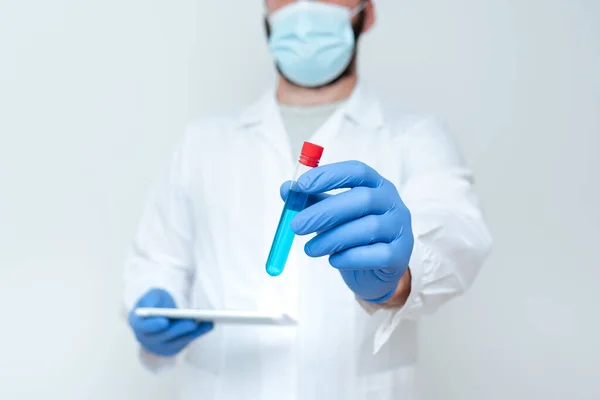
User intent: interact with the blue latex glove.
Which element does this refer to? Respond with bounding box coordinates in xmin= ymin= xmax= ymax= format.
xmin=280 ymin=161 xmax=414 ymax=303
xmin=128 ymin=288 xmax=213 ymax=357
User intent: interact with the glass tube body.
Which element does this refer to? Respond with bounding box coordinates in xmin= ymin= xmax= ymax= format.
xmin=265 ymin=162 xmax=314 ymax=277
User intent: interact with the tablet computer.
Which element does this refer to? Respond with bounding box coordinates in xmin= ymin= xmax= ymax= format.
xmin=134 ymin=308 xmax=297 ymax=326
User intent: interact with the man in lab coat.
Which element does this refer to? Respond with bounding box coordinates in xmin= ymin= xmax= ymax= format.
xmin=123 ymin=0 xmax=492 ymax=399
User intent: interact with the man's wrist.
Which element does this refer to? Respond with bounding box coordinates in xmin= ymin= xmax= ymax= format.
xmin=380 ymin=267 xmax=412 ymax=309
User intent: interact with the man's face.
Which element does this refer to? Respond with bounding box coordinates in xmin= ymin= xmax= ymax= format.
xmin=264 ymin=0 xmax=374 ymax=88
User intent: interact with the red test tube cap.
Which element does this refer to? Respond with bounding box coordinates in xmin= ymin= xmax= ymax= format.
xmin=300 ymin=142 xmax=324 ymax=167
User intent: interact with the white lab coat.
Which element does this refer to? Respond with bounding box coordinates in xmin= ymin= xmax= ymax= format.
xmin=123 ymin=83 xmax=492 ymax=400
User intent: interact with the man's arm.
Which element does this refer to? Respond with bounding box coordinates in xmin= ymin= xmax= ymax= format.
xmin=279 ymin=115 xmax=491 ymax=351
xmin=123 ymin=134 xmax=194 ymax=311
xmin=369 ymin=116 xmax=493 ymax=352
xmin=123 ymin=133 xmax=197 ymax=370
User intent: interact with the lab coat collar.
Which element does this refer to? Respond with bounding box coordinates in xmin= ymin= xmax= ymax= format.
xmin=235 ymin=81 xmax=385 ymax=130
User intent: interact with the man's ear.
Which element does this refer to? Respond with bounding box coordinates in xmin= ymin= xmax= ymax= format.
xmin=362 ymin=0 xmax=376 ymax=33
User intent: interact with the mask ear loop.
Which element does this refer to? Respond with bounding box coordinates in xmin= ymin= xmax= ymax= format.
xmin=351 ymin=1 xmax=367 ymax=17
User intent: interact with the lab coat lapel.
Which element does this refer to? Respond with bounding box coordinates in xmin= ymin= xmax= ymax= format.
xmin=238 ymin=83 xmax=385 ymax=164
xmin=308 ymin=83 xmax=385 ymax=165
xmin=342 ymin=82 xmax=385 ymax=130
xmin=237 ymin=88 xmax=294 ymax=169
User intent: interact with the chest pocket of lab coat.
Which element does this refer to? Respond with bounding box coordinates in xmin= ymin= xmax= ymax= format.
xmin=328 ymin=121 xmax=405 ymax=192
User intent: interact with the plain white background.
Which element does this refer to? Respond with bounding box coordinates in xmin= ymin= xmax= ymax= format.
xmin=1 ymin=0 xmax=598 ymax=399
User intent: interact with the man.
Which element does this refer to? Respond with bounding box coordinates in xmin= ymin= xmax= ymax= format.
xmin=123 ymin=0 xmax=492 ymax=399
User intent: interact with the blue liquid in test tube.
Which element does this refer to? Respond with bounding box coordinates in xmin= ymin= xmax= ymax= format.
xmin=266 ymin=142 xmax=324 ymax=277
xmin=266 ymin=188 xmax=309 ymax=277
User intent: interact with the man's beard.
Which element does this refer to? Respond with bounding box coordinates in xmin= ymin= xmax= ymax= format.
xmin=264 ymin=10 xmax=366 ymax=89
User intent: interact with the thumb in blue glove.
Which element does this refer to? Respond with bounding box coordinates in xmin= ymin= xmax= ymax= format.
xmin=280 ymin=161 xmax=414 ymax=303
xmin=128 ymin=288 xmax=213 ymax=357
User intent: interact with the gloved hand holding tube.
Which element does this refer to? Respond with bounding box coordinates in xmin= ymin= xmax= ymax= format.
xmin=280 ymin=161 xmax=414 ymax=303
xmin=128 ymin=289 xmax=214 ymax=357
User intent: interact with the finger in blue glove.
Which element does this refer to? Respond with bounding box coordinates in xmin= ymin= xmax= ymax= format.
xmin=128 ymin=288 xmax=213 ymax=357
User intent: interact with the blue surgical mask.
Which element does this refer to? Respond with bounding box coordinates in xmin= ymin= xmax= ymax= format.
xmin=267 ymin=1 xmax=366 ymax=88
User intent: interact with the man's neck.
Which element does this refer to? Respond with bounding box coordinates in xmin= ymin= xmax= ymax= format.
xmin=276 ymin=74 xmax=358 ymax=107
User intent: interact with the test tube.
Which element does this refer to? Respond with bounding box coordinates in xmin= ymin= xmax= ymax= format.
xmin=266 ymin=141 xmax=325 ymax=277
